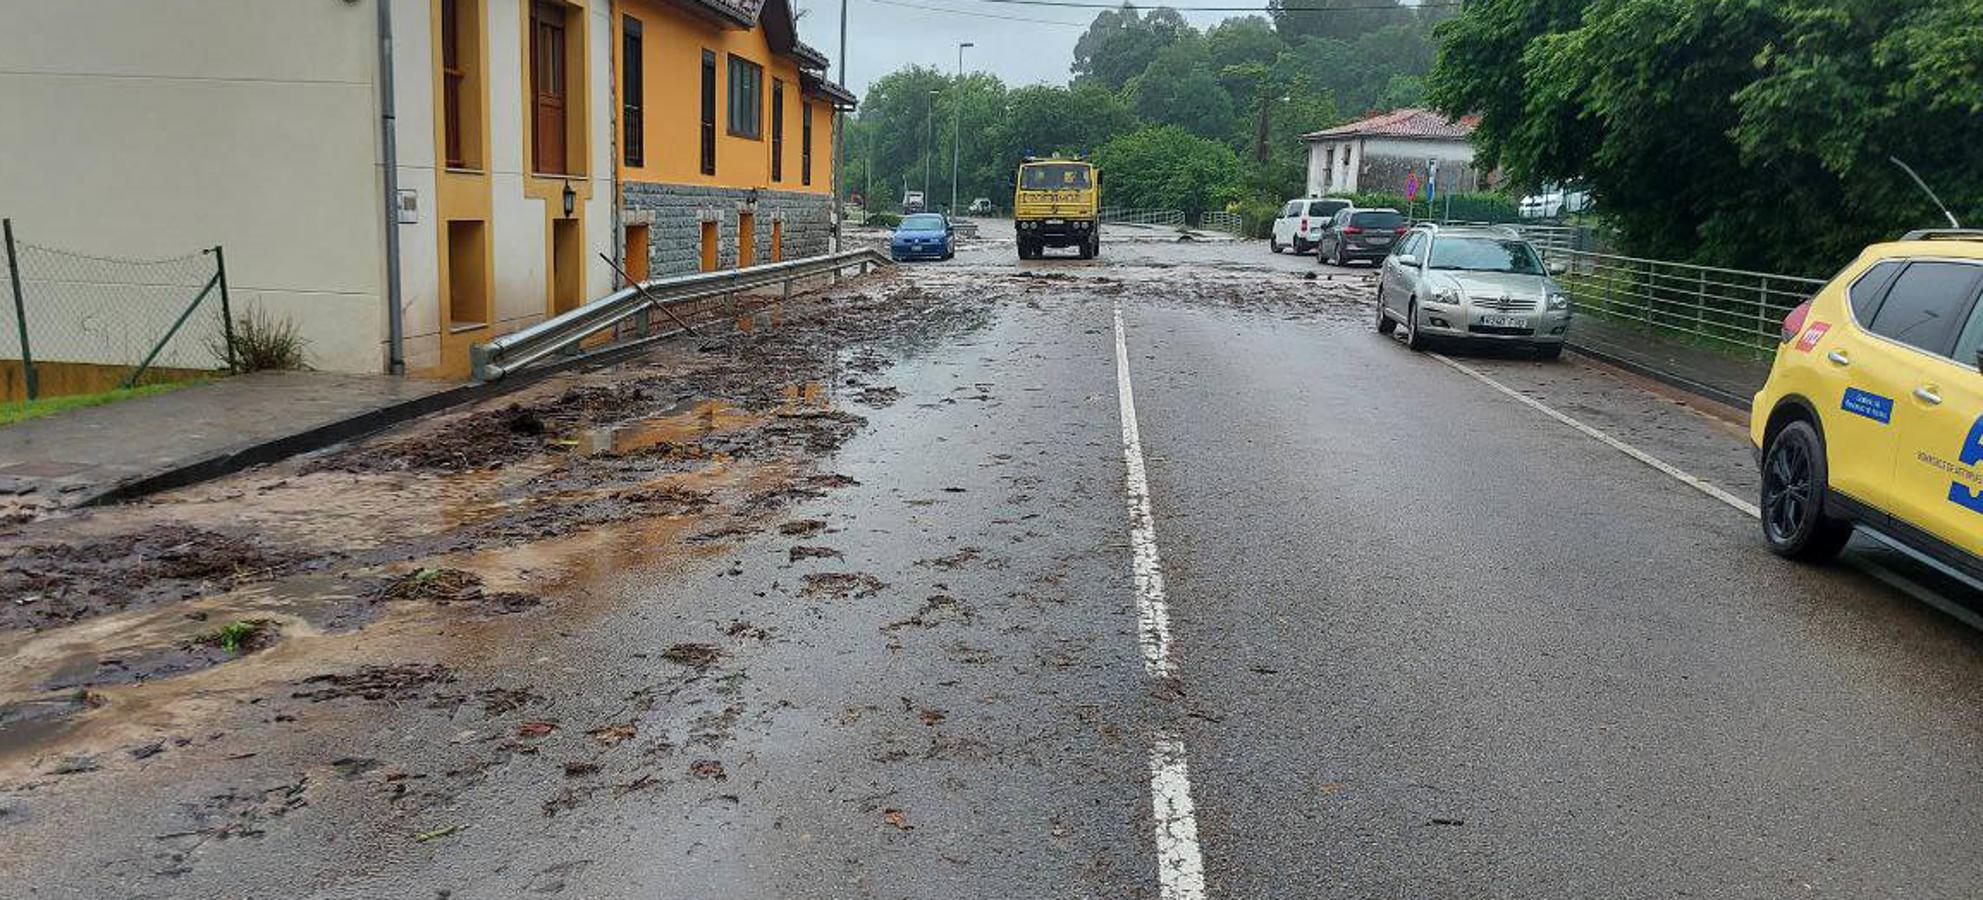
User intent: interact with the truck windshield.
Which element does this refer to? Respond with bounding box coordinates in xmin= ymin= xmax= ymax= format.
xmin=1020 ymin=164 xmax=1092 ymax=190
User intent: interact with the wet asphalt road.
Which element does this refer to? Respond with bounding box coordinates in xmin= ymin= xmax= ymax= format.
xmin=8 ymin=224 xmax=1981 ymax=898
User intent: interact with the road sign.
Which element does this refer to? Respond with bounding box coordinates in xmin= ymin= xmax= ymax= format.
xmin=1404 ymin=172 xmax=1421 ymax=200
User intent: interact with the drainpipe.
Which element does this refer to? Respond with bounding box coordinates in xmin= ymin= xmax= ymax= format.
xmin=376 ymin=0 xmax=407 ymax=375
xmin=609 ymin=11 xmax=624 ymax=289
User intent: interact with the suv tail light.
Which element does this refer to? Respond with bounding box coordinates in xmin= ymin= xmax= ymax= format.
xmin=1394 ymin=226 xmax=1409 ymax=235
xmin=1781 ymin=300 xmax=1812 ymax=344
xmin=1343 ymin=226 xmax=1364 ymax=235
xmin=1299 ymin=217 xmax=1308 ymax=231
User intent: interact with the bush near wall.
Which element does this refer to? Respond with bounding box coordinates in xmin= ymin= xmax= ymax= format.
xmin=1330 ymin=191 xmax=1522 ymax=223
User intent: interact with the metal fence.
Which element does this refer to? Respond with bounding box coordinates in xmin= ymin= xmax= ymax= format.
xmin=2 ymin=218 xmax=234 ymax=401
xmin=1542 ymin=248 xmax=1823 ymax=356
xmin=1099 ymin=208 xmax=1186 ymax=228
xmin=1198 ymin=211 xmax=1245 ymax=235
xmin=1413 ymin=218 xmax=1818 ymax=356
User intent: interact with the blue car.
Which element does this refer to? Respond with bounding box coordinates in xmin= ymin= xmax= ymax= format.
xmin=890 ymin=213 xmax=954 ymax=261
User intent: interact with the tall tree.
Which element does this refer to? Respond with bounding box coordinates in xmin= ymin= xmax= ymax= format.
xmin=1125 ymin=38 xmax=1238 ymax=141
xmin=1429 ymin=0 xmax=1983 ymax=273
xmin=1070 ymin=5 xmax=1193 ymax=90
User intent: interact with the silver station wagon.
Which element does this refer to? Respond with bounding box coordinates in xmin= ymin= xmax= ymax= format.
xmin=1374 ymin=224 xmax=1572 ymax=359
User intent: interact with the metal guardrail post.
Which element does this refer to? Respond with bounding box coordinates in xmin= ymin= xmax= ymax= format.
xmin=3 ymin=218 xmax=37 ymax=401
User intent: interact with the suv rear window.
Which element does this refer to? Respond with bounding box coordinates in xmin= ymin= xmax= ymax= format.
xmin=1848 ymin=260 xmax=1903 ymax=322
xmin=1867 ymin=262 xmax=1983 ymax=356
xmin=1306 ymin=200 xmax=1349 ymax=218
xmin=1350 ymin=211 xmax=1405 ymax=228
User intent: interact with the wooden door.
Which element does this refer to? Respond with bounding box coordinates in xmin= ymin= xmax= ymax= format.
xmin=529 ymin=1 xmax=567 ymax=174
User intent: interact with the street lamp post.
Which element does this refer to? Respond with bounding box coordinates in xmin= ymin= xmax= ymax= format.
xmin=951 ymin=41 xmax=973 ymax=217
xmin=833 ymin=0 xmax=847 ymax=247
xmin=923 ymin=88 xmax=938 ymax=203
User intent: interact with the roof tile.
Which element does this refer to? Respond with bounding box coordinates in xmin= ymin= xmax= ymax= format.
xmin=1303 ymin=108 xmax=1478 ymax=141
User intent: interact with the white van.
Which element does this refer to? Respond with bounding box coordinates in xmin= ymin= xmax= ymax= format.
xmin=1270 ymin=197 xmax=1353 ymax=254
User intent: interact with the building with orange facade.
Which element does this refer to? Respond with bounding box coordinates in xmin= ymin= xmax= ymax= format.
xmin=612 ymin=0 xmax=853 ymax=280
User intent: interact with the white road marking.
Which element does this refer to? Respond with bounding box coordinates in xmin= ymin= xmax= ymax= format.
xmin=1149 ymin=737 xmax=1209 ymax=900
xmin=1115 ymin=304 xmax=1179 ymax=679
xmin=1114 ymin=302 xmax=1208 ymax=900
xmin=1430 ymin=352 xmax=1761 ymax=518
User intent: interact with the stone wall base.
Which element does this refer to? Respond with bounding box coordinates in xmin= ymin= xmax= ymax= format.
xmin=622 ymin=183 xmax=832 ymax=278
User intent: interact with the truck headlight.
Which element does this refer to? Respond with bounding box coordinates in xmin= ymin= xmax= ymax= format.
xmin=1547 ymin=292 xmax=1569 ymax=311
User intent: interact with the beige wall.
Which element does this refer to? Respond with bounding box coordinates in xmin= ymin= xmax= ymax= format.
xmin=0 ymin=0 xmax=386 ymax=373
xmin=0 ymin=0 xmax=617 ymax=377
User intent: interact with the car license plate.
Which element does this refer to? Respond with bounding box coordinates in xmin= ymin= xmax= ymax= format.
xmin=1481 ymin=314 xmax=1529 ymax=329
xmin=1367 ymin=235 xmax=1392 ymax=245
xmin=1046 ymin=218 xmax=1064 ymax=225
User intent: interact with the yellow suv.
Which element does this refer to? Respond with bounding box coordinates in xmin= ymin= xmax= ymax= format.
xmin=1753 ymin=229 xmax=1983 ymax=585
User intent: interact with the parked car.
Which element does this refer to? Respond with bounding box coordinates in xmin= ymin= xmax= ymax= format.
xmin=1518 ymin=188 xmax=1593 ymax=219
xmin=1374 ymin=223 xmax=1571 ymax=358
xmin=1317 ymin=207 xmax=1408 ymax=267
xmin=1751 ymin=229 xmax=1983 ymax=587
xmin=968 ymin=197 xmax=994 ymax=215
xmin=889 ymin=213 xmax=954 ymax=262
xmin=1269 ymin=197 xmax=1352 ymax=254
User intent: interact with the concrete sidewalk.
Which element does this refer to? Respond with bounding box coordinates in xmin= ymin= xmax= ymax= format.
xmin=1568 ymin=313 xmax=1773 ymax=410
xmin=0 ymin=371 xmax=466 ymax=507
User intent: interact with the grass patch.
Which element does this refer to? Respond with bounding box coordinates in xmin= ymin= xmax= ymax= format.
xmin=0 ymin=380 xmax=202 ymax=427
xmin=201 ymin=619 xmax=279 ymax=655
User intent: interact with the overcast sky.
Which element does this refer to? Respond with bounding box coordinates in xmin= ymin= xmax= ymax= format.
xmin=795 ymin=0 xmax=1245 ymax=98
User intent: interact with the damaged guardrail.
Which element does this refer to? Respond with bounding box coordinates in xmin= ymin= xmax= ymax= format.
xmin=470 ymin=248 xmax=892 ymax=382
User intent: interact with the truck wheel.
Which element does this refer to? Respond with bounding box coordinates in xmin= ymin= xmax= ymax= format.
xmin=1090 ymin=233 xmax=1101 ymax=259
xmin=1761 ymin=420 xmax=1853 ymax=562
xmin=1077 ymin=235 xmax=1094 ymax=260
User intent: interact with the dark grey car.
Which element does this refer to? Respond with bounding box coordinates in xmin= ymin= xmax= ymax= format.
xmin=1317 ymin=207 xmax=1408 ymax=266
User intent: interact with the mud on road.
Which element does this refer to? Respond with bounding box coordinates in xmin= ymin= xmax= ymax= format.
xmin=0 ymin=254 xmax=1378 ymax=896
xmin=0 ymin=273 xmax=991 ymax=760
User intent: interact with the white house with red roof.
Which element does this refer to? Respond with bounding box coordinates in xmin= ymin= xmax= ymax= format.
xmin=1301 ymin=108 xmax=1487 ymax=198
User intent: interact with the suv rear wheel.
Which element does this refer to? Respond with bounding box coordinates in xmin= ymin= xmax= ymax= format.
xmin=1760 ymin=420 xmax=1853 ymax=562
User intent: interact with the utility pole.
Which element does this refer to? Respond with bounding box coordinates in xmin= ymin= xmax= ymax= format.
xmin=833 ymin=0 xmax=847 ymax=246
xmin=952 ymin=42 xmax=973 ymax=216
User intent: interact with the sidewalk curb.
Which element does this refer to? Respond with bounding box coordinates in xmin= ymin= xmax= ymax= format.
xmin=1566 ymin=341 xmax=1754 ymax=412
xmin=78 ymin=336 xmax=672 ymax=508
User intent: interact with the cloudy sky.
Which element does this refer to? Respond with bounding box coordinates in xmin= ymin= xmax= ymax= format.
xmin=795 ymin=0 xmax=1245 ymax=98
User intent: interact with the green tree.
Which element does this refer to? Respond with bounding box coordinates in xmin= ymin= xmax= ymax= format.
xmin=1125 ymin=39 xmax=1237 ymax=141
xmin=1071 ymin=5 xmax=1193 ymax=90
xmin=1093 ymin=125 xmax=1242 ymax=218
xmin=1429 ymin=0 xmax=1983 ymax=273
xmin=1206 ymin=16 xmax=1288 ymax=112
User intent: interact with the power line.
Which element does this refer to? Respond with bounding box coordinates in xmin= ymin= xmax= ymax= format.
xmin=861 ymin=0 xmax=1091 ymax=27
xmin=971 ymin=0 xmax=1459 ymax=10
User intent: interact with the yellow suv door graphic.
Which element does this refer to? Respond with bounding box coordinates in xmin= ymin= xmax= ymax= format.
xmin=1889 ymin=300 xmax=1983 ymax=558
